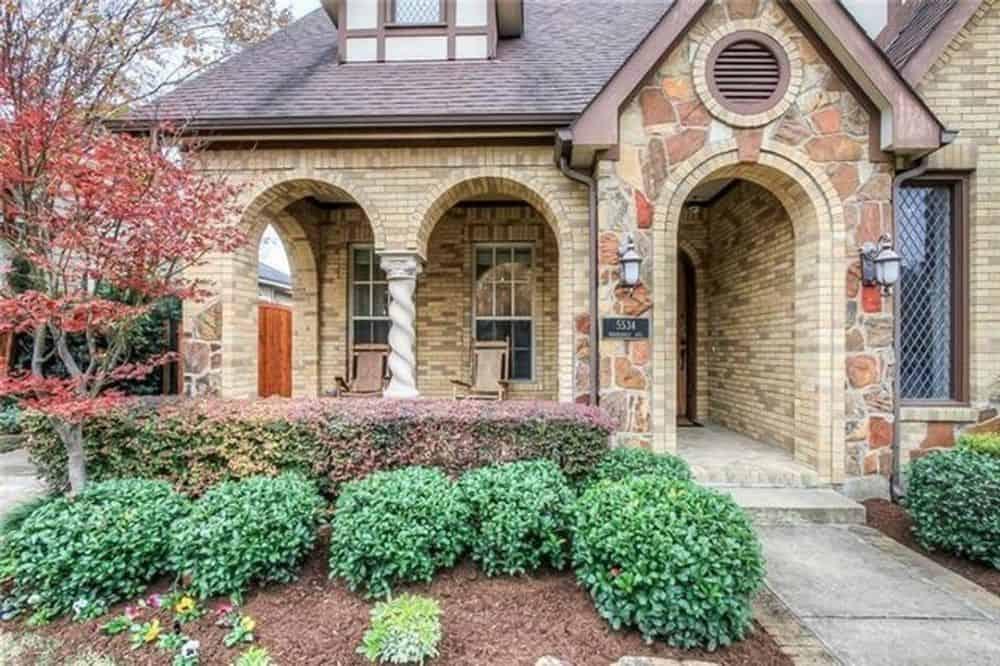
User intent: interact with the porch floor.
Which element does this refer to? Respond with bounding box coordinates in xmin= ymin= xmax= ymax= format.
xmin=678 ymin=422 xmax=822 ymax=488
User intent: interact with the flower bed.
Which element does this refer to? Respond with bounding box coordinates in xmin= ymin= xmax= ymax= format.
xmin=23 ymin=398 xmax=614 ymax=496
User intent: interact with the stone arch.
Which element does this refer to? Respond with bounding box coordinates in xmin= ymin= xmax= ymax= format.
xmin=410 ymin=171 xmax=577 ymax=402
xmin=652 ymin=139 xmax=846 ymax=483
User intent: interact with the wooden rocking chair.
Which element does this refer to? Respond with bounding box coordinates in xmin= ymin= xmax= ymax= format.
xmin=334 ymin=344 xmax=390 ymax=397
xmin=451 ymin=339 xmax=510 ymax=401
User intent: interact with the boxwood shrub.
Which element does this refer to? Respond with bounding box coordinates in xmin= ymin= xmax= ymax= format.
xmin=328 ymin=466 xmax=470 ymax=597
xmin=24 ymin=399 xmax=613 ymax=495
xmin=457 ymin=459 xmax=576 ymax=576
xmin=584 ymin=446 xmax=692 ymax=487
xmin=572 ymin=477 xmax=764 ymax=649
xmin=957 ymin=432 xmax=1000 ymax=457
xmin=4 ymin=479 xmax=189 ymax=621
xmin=906 ymin=447 xmax=1000 ymax=569
xmin=170 ymin=474 xmax=325 ymax=598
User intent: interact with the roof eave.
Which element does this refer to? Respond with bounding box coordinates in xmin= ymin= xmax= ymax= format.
xmin=898 ymin=0 xmax=980 ymax=86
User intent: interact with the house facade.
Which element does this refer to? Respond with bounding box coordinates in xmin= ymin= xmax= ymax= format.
xmin=141 ymin=0 xmax=999 ymax=494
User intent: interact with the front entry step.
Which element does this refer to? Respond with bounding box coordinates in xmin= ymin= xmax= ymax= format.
xmin=689 ymin=462 xmax=822 ymax=488
xmin=719 ymin=487 xmax=866 ymax=525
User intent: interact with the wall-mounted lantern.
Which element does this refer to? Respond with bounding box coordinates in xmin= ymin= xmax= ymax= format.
xmin=618 ymin=233 xmax=643 ymax=288
xmin=860 ymin=234 xmax=902 ymax=294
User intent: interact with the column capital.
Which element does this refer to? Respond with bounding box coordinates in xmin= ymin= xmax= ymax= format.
xmin=378 ymin=251 xmax=423 ymax=280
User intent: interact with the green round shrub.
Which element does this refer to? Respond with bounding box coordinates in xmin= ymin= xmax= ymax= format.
xmin=328 ymin=466 xmax=470 ymax=597
xmin=906 ymin=448 xmax=1000 ymax=568
xmin=457 ymin=459 xmax=576 ymax=576
xmin=585 ymin=447 xmax=692 ymax=487
xmin=957 ymin=433 xmax=1000 ymax=457
xmin=572 ymin=477 xmax=763 ymax=649
xmin=170 ymin=473 xmax=324 ymax=598
xmin=5 ymin=479 xmax=189 ymax=621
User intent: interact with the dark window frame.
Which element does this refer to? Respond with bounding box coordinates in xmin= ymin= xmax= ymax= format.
xmin=898 ymin=173 xmax=970 ymax=406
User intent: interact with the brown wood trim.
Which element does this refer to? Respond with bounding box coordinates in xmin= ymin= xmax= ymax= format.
xmin=899 ymin=172 xmax=971 ymax=405
xmin=900 ymin=0 xmax=980 ymax=85
xmin=706 ymin=31 xmax=791 ymax=116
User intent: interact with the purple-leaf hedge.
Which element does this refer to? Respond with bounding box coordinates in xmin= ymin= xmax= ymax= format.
xmin=24 ymin=398 xmax=615 ymax=496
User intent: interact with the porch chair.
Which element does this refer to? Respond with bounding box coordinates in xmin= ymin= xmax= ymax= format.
xmin=451 ymin=339 xmax=510 ymax=401
xmin=334 ymin=343 xmax=390 ymax=397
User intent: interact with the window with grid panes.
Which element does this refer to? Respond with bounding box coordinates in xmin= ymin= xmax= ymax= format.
xmin=393 ymin=0 xmax=442 ymax=24
xmin=898 ymin=183 xmax=964 ymax=401
xmin=474 ymin=245 xmax=534 ymax=381
xmin=351 ymin=247 xmax=390 ymax=345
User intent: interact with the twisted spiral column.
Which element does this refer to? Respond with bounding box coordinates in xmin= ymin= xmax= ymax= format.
xmin=379 ymin=252 xmax=422 ymax=399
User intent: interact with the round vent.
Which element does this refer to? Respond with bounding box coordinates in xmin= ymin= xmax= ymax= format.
xmin=707 ymin=32 xmax=790 ymax=115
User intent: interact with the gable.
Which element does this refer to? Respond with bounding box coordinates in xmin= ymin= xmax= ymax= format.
xmin=569 ymin=0 xmax=945 ymax=164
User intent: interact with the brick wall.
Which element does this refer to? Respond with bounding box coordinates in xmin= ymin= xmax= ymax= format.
xmin=706 ymin=182 xmax=796 ymax=450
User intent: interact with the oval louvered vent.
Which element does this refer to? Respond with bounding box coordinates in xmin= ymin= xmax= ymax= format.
xmin=707 ymin=33 xmax=789 ymax=115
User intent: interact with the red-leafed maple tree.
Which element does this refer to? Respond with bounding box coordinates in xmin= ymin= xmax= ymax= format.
xmin=0 ymin=80 xmax=246 ymax=493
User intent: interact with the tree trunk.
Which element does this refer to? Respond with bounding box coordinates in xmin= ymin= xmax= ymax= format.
xmin=55 ymin=421 xmax=87 ymax=495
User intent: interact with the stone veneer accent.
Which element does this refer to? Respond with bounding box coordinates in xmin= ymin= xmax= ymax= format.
xmin=603 ymin=0 xmax=893 ymax=483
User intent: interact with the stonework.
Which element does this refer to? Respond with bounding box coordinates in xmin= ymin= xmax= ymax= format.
xmin=605 ymin=0 xmax=892 ymax=482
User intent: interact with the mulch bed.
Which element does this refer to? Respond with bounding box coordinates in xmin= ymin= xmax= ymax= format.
xmin=5 ymin=543 xmax=791 ymax=666
xmin=864 ymin=498 xmax=1000 ymax=597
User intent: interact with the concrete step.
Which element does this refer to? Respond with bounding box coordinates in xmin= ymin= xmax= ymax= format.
xmin=689 ymin=462 xmax=823 ymax=488
xmin=718 ymin=487 xmax=866 ymax=525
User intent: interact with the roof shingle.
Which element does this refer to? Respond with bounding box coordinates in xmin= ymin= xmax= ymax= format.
xmin=139 ymin=1 xmax=672 ymax=127
xmin=882 ymin=0 xmax=960 ymax=68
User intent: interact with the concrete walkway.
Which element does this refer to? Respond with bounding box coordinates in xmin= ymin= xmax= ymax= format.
xmin=0 ymin=448 xmax=47 ymax=518
xmin=761 ymin=525 xmax=1000 ymax=666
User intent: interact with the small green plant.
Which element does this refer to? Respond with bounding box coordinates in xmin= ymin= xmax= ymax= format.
xmin=234 ymin=647 xmax=273 ymax=666
xmin=906 ymin=448 xmax=1000 ymax=568
xmin=573 ymin=477 xmax=764 ymax=649
xmin=130 ymin=618 xmax=164 ymax=650
xmin=223 ymin=614 xmax=257 ymax=647
xmin=958 ymin=432 xmax=1000 ymax=457
xmin=457 ymin=459 xmax=576 ymax=576
xmin=0 ymin=403 xmax=21 ymax=436
xmin=4 ymin=479 xmax=189 ymax=621
xmin=583 ymin=446 xmax=692 ymax=487
xmin=359 ymin=594 xmax=442 ymax=665
xmin=170 ymin=474 xmax=324 ymax=599
xmin=329 ymin=466 xmax=471 ymax=597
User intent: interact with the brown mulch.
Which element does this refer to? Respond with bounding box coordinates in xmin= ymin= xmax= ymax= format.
xmin=5 ymin=544 xmax=791 ymax=666
xmin=864 ymin=498 xmax=1000 ymax=597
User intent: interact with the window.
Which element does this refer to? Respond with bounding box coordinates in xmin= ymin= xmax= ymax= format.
xmin=392 ymin=0 xmax=442 ymax=24
xmin=898 ymin=180 xmax=968 ymax=402
xmin=351 ymin=247 xmax=390 ymax=345
xmin=474 ymin=245 xmax=534 ymax=381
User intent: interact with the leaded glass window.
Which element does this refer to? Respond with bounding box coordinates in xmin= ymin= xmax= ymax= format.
xmin=898 ymin=184 xmax=959 ymax=401
xmin=393 ymin=0 xmax=442 ymax=24
xmin=351 ymin=246 xmax=390 ymax=345
xmin=474 ymin=245 xmax=534 ymax=381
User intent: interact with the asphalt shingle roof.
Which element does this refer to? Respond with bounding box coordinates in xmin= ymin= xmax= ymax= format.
xmin=883 ymin=0 xmax=960 ymax=68
xmin=140 ymin=1 xmax=672 ymax=127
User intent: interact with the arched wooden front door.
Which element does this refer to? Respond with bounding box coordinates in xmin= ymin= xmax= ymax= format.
xmin=258 ymin=303 xmax=292 ymax=397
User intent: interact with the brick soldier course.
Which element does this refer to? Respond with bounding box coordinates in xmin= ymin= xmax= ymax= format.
xmin=142 ymin=0 xmax=997 ymax=492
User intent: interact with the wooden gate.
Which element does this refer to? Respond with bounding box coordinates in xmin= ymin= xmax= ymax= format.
xmin=258 ymin=304 xmax=292 ymax=398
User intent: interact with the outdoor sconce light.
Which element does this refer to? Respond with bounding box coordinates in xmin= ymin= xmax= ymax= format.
xmin=860 ymin=234 xmax=902 ymax=294
xmin=619 ymin=233 xmax=643 ymax=288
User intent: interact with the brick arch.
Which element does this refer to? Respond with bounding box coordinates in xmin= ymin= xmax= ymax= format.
xmin=652 ymin=140 xmax=846 ymax=483
xmin=223 ymin=176 xmax=381 ymax=399
xmin=241 ymin=173 xmax=387 ymax=250
xmin=410 ymin=172 xmax=577 ymax=402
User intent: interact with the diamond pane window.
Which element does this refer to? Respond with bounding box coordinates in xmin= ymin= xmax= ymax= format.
xmin=898 ymin=185 xmax=956 ymax=401
xmin=393 ymin=0 xmax=442 ymax=24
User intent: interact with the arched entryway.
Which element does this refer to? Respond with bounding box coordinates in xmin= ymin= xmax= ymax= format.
xmin=653 ymin=144 xmax=846 ymax=483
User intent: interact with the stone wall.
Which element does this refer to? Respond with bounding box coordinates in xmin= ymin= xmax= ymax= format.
xmin=706 ymin=182 xmax=796 ymax=450
xmin=602 ymin=0 xmax=893 ymax=482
